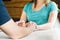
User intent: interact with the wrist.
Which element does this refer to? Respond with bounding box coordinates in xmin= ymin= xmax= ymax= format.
xmin=34 ymin=25 xmax=38 ymax=31
xmin=35 ymin=26 xmax=37 ymax=29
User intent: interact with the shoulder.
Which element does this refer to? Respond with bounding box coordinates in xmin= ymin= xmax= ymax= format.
xmin=24 ymin=3 xmax=32 ymax=8
xmin=48 ymin=1 xmax=58 ymax=7
xmin=23 ymin=3 xmax=32 ymax=13
xmin=47 ymin=1 xmax=58 ymax=13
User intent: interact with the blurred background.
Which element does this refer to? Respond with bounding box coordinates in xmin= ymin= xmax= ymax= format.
xmin=3 ymin=0 xmax=60 ymax=22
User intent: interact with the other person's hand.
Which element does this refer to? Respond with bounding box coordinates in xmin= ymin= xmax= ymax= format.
xmin=16 ymin=20 xmax=26 ymax=27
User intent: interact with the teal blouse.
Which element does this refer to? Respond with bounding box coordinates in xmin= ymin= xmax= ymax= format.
xmin=23 ymin=1 xmax=58 ymax=25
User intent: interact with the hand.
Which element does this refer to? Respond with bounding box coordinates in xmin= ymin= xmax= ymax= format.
xmin=25 ymin=22 xmax=36 ymax=31
xmin=25 ymin=21 xmax=37 ymax=30
xmin=29 ymin=21 xmax=37 ymax=29
xmin=28 ymin=21 xmax=41 ymax=31
xmin=16 ymin=20 xmax=26 ymax=27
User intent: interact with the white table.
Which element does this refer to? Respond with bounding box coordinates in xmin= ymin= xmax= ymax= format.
xmin=0 ymin=27 xmax=60 ymax=40
xmin=0 ymin=30 xmax=54 ymax=40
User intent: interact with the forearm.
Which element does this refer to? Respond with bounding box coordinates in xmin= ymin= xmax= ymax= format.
xmin=0 ymin=19 xmax=32 ymax=39
xmin=20 ymin=11 xmax=27 ymax=22
xmin=16 ymin=27 xmax=32 ymax=39
xmin=20 ymin=18 xmax=26 ymax=23
xmin=36 ymin=23 xmax=53 ymax=30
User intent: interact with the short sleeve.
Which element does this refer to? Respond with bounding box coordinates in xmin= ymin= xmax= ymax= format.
xmin=0 ymin=1 xmax=11 ymax=25
xmin=50 ymin=2 xmax=58 ymax=12
xmin=23 ymin=3 xmax=29 ymax=13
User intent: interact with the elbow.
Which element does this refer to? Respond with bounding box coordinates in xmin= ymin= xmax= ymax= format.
xmin=48 ymin=22 xmax=55 ymax=29
xmin=50 ymin=22 xmax=55 ymax=26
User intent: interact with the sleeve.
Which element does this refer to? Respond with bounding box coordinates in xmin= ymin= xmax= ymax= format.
xmin=23 ymin=3 xmax=29 ymax=13
xmin=50 ymin=2 xmax=58 ymax=12
xmin=0 ymin=1 xmax=11 ymax=25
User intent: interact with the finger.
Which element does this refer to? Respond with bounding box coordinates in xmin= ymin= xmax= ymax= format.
xmin=18 ymin=23 xmax=23 ymax=27
xmin=25 ymin=23 xmax=29 ymax=27
xmin=22 ymin=22 xmax=26 ymax=27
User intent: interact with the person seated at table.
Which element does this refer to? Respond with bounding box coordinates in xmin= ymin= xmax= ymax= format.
xmin=17 ymin=0 xmax=58 ymax=30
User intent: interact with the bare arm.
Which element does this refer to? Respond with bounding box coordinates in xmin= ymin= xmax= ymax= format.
xmin=36 ymin=11 xmax=58 ymax=30
xmin=20 ymin=11 xmax=27 ymax=22
xmin=16 ymin=11 xmax=27 ymax=27
xmin=0 ymin=19 xmax=34 ymax=39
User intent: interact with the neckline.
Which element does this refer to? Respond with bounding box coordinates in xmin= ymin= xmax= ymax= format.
xmin=31 ymin=3 xmax=45 ymax=12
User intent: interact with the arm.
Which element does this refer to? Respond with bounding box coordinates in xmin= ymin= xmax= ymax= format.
xmin=0 ymin=19 xmax=34 ymax=39
xmin=36 ymin=11 xmax=58 ymax=30
xmin=0 ymin=0 xmax=33 ymax=39
xmin=16 ymin=11 xmax=27 ymax=27
xmin=16 ymin=3 xmax=28 ymax=26
xmin=20 ymin=11 xmax=27 ymax=22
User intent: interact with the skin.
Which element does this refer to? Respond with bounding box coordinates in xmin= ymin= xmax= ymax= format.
xmin=0 ymin=19 xmax=35 ymax=39
xmin=17 ymin=0 xmax=58 ymax=30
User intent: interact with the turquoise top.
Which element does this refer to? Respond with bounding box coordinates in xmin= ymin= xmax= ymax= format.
xmin=23 ymin=1 xmax=58 ymax=25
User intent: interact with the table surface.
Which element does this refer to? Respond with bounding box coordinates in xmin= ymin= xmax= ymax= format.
xmin=0 ymin=30 xmax=54 ymax=40
xmin=0 ymin=27 xmax=60 ymax=40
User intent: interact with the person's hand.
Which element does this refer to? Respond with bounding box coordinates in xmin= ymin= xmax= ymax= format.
xmin=30 ymin=21 xmax=37 ymax=28
xmin=25 ymin=22 xmax=36 ymax=32
xmin=25 ymin=21 xmax=37 ymax=29
xmin=16 ymin=20 xmax=26 ymax=27
xmin=29 ymin=21 xmax=42 ymax=31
